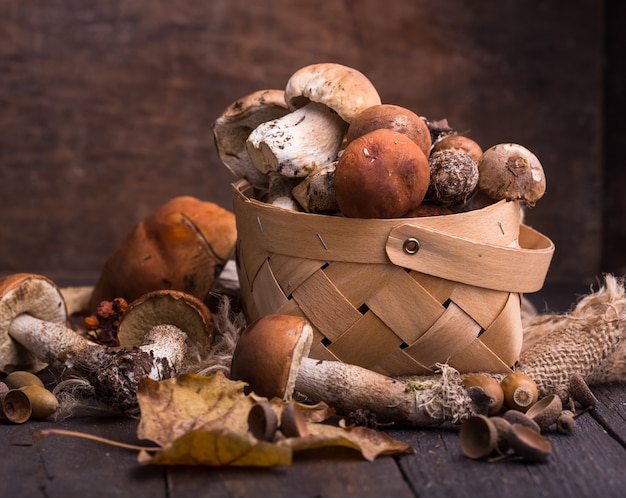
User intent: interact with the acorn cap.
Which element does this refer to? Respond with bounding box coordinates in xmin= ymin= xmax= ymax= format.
xmin=525 ymin=394 xmax=563 ymax=430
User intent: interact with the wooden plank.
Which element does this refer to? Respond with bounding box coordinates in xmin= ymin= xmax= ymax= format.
xmin=167 ymin=452 xmax=415 ymax=498
xmin=0 ymin=416 xmax=165 ymax=498
xmin=390 ymin=407 xmax=626 ymax=498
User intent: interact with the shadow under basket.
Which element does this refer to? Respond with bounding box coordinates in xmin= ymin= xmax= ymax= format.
xmin=232 ymin=179 xmax=555 ymax=377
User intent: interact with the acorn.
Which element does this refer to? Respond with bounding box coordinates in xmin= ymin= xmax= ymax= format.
xmin=459 ymin=415 xmax=498 ymax=460
xmin=4 ymin=371 xmax=45 ymax=390
xmin=525 ymin=394 xmax=563 ymax=430
xmin=502 ymin=409 xmax=541 ymax=433
xmin=569 ymin=373 xmax=598 ymax=409
xmin=556 ymin=410 xmax=577 ymax=435
xmin=280 ymin=401 xmax=309 ymax=438
xmin=1 ymin=389 xmax=32 ymax=424
xmin=500 ymin=372 xmax=538 ymax=412
xmin=461 ymin=374 xmax=504 ymax=416
xmin=18 ymin=385 xmax=59 ymax=420
xmin=507 ymin=423 xmax=552 ymax=462
xmin=247 ymin=401 xmax=278 ymax=442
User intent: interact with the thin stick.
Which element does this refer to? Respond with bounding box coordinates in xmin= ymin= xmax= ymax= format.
xmin=33 ymin=428 xmax=160 ymax=452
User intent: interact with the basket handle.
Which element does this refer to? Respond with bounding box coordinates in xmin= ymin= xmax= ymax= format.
xmin=386 ymin=221 xmax=554 ymax=293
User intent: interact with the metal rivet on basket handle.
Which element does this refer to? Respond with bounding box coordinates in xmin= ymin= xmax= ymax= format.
xmin=403 ymin=237 xmax=421 ymax=255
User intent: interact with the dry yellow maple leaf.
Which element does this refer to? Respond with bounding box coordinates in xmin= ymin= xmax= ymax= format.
xmin=135 ymin=372 xmax=414 ymax=466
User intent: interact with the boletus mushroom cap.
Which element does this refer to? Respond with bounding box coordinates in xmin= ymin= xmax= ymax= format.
xmin=0 ymin=274 xmax=68 ymax=374
xmin=346 ymin=104 xmax=432 ymax=159
xmin=117 ymin=289 xmax=214 ymax=350
xmin=230 ymin=314 xmax=313 ymax=401
xmin=477 ymin=143 xmax=546 ymax=205
xmin=335 ymin=128 xmax=430 ymax=218
xmin=88 ymin=196 xmax=237 ymax=311
xmin=284 ymin=62 xmax=381 ymax=123
xmin=212 ymin=89 xmax=290 ymax=192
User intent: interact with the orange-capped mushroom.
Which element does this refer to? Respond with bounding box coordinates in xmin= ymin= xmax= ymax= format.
xmin=334 ymin=128 xmax=430 ymax=218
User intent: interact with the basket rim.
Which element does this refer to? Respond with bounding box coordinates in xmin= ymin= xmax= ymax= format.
xmin=232 ymin=179 xmax=555 ymax=293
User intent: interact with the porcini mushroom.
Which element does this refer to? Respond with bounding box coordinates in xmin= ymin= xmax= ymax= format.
xmin=230 ymin=314 xmax=486 ymax=427
xmin=246 ymin=63 xmax=381 ymax=178
xmin=477 ymin=143 xmax=546 ymax=205
xmin=0 ymin=273 xmax=188 ymax=411
xmin=431 ymin=134 xmax=483 ymax=162
xmin=334 ymin=128 xmax=430 ymax=218
xmin=116 ymin=289 xmax=214 ymax=350
xmin=213 ymin=89 xmax=290 ymax=193
xmin=346 ymin=104 xmax=432 ymax=159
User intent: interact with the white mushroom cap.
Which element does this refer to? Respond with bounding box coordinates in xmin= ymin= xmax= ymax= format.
xmin=284 ymin=63 xmax=382 ymax=123
xmin=0 ymin=274 xmax=68 ymax=373
xmin=246 ymin=63 xmax=382 ymax=179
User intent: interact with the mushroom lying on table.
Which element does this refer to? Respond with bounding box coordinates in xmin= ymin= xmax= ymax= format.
xmin=88 ymin=195 xmax=237 ymax=312
xmin=0 ymin=273 xmax=193 ymax=411
xmin=230 ymin=314 xmax=488 ymax=427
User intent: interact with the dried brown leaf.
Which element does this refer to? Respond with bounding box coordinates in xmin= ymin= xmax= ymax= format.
xmin=135 ymin=372 xmax=414 ymax=466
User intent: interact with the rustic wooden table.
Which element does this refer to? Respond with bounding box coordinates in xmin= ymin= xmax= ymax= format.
xmin=1 ymin=284 xmax=625 ymax=498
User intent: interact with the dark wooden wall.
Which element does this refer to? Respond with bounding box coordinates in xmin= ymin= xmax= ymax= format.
xmin=0 ymin=0 xmax=618 ymax=288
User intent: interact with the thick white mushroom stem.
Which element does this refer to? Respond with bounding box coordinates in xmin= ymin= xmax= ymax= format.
xmin=246 ymin=101 xmax=348 ymax=178
xmin=294 ymin=358 xmax=486 ymax=427
xmin=8 ymin=314 xmax=187 ymax=412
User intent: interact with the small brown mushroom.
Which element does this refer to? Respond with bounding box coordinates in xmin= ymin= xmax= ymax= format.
xmin=229 ymin=314 xmax=484 ymax=427
xmin=477 ymin=143 xmax=546 ymax=205
xmin=431 ymin=134 xmax=483 ymax=162
xmin=116 ymin=289 xmax=214 ymax=350
xmin=291 ymin=161 xmax=339 ymax=214
xmin=334 ymin=128 xmax=430 ymax=218
xmin=426 ymin=149 xmax=479 ymax=207
xmin=346 ymin=104 xmax=432 ymax=159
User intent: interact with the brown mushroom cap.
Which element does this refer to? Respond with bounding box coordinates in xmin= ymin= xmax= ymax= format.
xmin=230 ymin=314 xmax=313 ymax=400
xmin=334 ymin=128 xmax=430 ymax=218
xmin=346 ymin=104 xmax=432 ymax=159
xmin=213 ymin=89 xmax=290 ymax=192
xmin=431 ymin=134 xmax=483 ymax=162
xmin=477 ymin=143 xmax=546 ymax=205
xmin=284 ymin=63 xmax=381 ymax=123
xmin=88 ymin=196 xmax=237 ymax=311
xmin=117 ymin=289 xmax=214 ymax=350
xmin=0 ymin=274 xmax=68 ymax=373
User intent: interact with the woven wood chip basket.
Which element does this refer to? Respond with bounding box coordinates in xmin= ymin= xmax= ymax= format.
xmin=232 ymin=179 xmax=555 ymax=376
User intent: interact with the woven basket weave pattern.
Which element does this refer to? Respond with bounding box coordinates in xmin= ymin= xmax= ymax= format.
xmin=233 ymin=180 xmax=554 ymax=376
